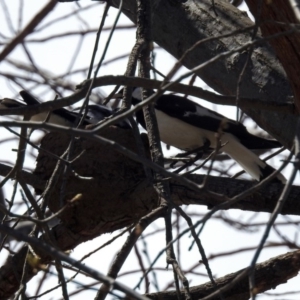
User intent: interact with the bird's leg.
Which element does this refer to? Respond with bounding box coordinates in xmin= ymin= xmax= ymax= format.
xmin=175 ymin=147 xmax=205 ymax=158
xmin=173 ymin=152 xmax=204 ymax=174
xmin=170 ymin=140 xmax=211 ymax=172
xmin=178 ymin=139 xmax=211 ymax=157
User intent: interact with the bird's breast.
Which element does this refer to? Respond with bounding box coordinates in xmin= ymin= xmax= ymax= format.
xmin=155 ymin=110 xmax=213 ymax=151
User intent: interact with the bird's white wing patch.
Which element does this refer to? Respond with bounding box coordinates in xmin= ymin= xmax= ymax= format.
xmin=155 ymin=109 xmax=214 ymax=150
xmin=132 ymin=87 xmax=143 ymax=101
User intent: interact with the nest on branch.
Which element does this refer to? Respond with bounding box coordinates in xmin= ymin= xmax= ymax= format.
xmin=34 ymin=127 xmax=157 ymax=237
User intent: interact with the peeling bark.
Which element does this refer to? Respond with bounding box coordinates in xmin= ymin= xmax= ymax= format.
xmin=246 ymin=0 xmax=300 ymax=111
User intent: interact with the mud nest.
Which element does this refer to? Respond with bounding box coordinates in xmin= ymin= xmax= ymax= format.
xmin=34 ymin=127 xmax=157 ymax=237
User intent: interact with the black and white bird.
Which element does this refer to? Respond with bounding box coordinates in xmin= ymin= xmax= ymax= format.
xmin=119 ymin=87 xmax=286 ymax=183
xmin=72 ymin=104 xmax=131 ymax=129
xmin=0 ymin=91 xmax=131 ymax=129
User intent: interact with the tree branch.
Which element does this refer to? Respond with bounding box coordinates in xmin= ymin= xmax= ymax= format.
xmin=145 ymin=250 xmax=300 ymax=300
xmin=0 ymin=0 xmax=58 ymax=62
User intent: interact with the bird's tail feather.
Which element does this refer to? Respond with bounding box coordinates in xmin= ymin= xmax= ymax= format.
xmin=224 ymin=140 xmax=286 ymax=183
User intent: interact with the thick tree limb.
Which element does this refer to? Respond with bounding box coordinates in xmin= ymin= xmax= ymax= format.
xmin=0 ymin=132 xmax=300 ymax=220
xmin=145 ymin=250 xmax=300 ymax=300
xmin=172 ymin=174 xmax=300 ymax=216
xmin=246 ymin=0 xmax=300 ymax=111
xmin=0 ymin=76 xmax=296 ymax=118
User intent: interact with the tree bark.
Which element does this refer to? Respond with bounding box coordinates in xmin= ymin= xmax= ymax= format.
xmin=146 ymin=250 xmax=300 ymax=300
xmin=245 ymin=0 xmax=300 ymax=111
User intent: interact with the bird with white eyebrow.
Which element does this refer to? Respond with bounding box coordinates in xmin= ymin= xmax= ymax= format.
xmin=119 ymin=87 xmax=286 ymax=183
xmin=0 ymin=91 xmax=131 ymax=129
